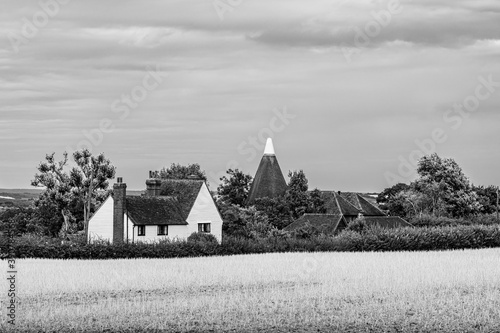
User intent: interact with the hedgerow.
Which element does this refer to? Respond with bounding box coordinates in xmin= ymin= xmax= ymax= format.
xmin=2 ymin=224 xmax=500 ymax=259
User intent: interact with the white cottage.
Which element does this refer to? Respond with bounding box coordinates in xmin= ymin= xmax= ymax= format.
xmin=88 ymin=176 xmax=223 ymax=243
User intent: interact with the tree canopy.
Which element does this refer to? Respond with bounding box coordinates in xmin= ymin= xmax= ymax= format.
xmin=217 ymin=169 xmax=253 ymax=207
xmin=153 ymin=163 xmax=207 ymax=181
xmin=379 ymin=153 xmax=487 ymax=218
xmin=31 ymin=149 xmax=115 ymax=239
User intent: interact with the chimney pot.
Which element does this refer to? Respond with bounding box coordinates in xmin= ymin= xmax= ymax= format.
xmin=117 ymin=177 xmax=123 ymax=184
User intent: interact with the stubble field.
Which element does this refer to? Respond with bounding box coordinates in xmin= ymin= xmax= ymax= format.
xmin=3 ymin=249 xmax=500 ymax=332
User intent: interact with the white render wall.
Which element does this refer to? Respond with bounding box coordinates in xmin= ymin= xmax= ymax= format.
xmin=186 ymin=183 xmax=223 ymax=242
xmin=88 ymin=196 xmax=114 ymax=243
xmin=88 ymin=182 xmax=223 ymax=244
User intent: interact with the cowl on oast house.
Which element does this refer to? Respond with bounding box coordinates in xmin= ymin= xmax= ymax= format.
xmin=88 ymin=173 xmax=223 ymax=243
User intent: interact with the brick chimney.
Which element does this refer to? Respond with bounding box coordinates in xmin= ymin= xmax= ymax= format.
xmin=113 ymin=177 xmax=126 ymax=244
xmin=146 ymin=171 xmax=162 ymax=196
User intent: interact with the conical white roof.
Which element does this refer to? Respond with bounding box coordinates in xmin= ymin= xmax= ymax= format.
xmin=263 ymin=138 xmax=275 ymax=155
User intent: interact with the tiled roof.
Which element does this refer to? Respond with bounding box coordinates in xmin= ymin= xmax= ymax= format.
xmin=340 ymin=192 xmax=386 ymax=216
xmin=363 ymin=216 xmax=413 ymax=228
xmin=126 ymin=196 xmax=188 ymax=225
xmin=284 ymin=214 xmax=345 ymax=234
xmin=321 ymin=191 xmax=361 ymax=216
xmin=159 ymin=179 xmax=204 ymax=218
xmin=126 ymin=179 xmax=204 ymax=225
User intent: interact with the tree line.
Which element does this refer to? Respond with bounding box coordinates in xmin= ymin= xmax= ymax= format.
xmin=0 ymin=150 xmax=498 ymax=243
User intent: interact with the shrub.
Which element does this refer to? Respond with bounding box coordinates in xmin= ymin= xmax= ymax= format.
xmin=344 ymin=217 xmax=368 ymax=233
xmin=187 ymin=232 xmax=218 ymax=244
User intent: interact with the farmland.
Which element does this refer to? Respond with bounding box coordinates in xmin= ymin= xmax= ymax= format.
xmin=4 ymin=249 xmax=500 ymax=332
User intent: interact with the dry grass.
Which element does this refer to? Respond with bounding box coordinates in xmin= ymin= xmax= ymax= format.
xmin=3 ymin=249 xmax=500 ymax=332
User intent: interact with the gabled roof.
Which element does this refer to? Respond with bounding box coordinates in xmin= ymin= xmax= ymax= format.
xmin=340 ymin=192 xmax=386 ymax=216
xmin=284 ymin=214 xmax=345 ymax=234
xmin=321 ymin=191 xmax=361 ymax=216
xmin=126 ymin=196 xmax=188 ymax=225
xmin=363 ymin=216 xmax=413 ymax=228
xmin=126 ymin=179 xmax=205 ymax=226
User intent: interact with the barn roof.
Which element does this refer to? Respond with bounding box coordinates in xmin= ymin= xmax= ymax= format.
xmin=340 ymin=192 xmax=386 ymax=216
xmin=284 ymin=214 xmax=345 ymax=234
xmin=363 ymin=216 xmax=413 ymax=228
xmin=321 ymin=191 xmax=361 ymax=216
xmin=247 ymin=139 xmax=287 ymax=204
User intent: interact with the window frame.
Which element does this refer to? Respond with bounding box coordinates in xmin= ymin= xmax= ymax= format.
xmin=157 ymin=225 xmax=168 ymax=236
xmin=198 ymin=223 xmax=211 ymax=233
xmin=137 ymin=225 xmax=146 ymax=236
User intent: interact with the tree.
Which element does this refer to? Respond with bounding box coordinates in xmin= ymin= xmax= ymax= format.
xmin=376 ymin=183 xmax=410 ymax=205
xmin=217 ymin=169 xmax=253 ymax=207
xmin=473 ymin=185 xmax=498 ymax=214
xmin=219 ymin=204 xmax=278 ymax=239
xmin=413 ymin=153 xmax=481 ymax=217
xmin=254 ymin=196 xmax=291 ymax=229
xmin=308 ymin=188 xmax=327 ymax=214
xmin=31 ymin=152 xmax=75 ymax=236
xmin=70 ymin=149 xmax=116 ymax=238
xmin=377 ymin=183 xmax=411 ymax=217
xmin=32 ymin=150 xmax=116 ymax=239
xmin=394 ymin=189 xmax=428 ymax=218
xmin=285 ymin=170 xmax=310 ymax=219
xmin=153 ymin=163 xmax=207 ymax=181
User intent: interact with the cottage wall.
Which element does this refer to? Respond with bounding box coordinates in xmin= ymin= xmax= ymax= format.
xmin=186 ymin=183 xmax=223 ymax=242
xmin=88 ymin=196 xmax=114 ymax=243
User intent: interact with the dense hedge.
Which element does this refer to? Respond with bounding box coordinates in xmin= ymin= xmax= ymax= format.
xmin=410 ymin=214 xmax=500 ymax=228
xmin=2 ymin=224 xmax=500 ymax=259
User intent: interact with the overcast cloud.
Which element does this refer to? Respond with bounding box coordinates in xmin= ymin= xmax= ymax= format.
xmin=1 ymin=0 xmax=499 ymax=191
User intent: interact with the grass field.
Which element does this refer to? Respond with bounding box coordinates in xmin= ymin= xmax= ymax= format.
xmin=3 ymin=249 xmax=500 ymax=332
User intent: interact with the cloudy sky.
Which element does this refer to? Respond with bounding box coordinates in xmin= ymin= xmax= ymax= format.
xmin=1 ymin=0 xmax=499 ymax=191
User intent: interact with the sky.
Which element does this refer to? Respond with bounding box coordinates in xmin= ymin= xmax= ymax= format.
xmin=1 ymin=0 xmax=499 ymax=192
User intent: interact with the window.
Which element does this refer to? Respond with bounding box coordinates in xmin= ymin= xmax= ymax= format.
xmin=198 ymin=223 xmax=211 ymax=233
xmin=137 ymin=225 xmax=145 ymax=236
xmin=157 ymin=225 xmax=168 ymax=236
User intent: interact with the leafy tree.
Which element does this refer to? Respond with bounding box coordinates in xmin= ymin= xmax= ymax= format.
xmin=32 ymin=150 xmax=116 ymax=239
xmin=70 ymin=149 xmax=116 ymax=237
xmin=254 ymin=196 xmax=291 ymax=229
xmin=219 ymin=204 xmax=278 ymax=239
xmin=31 ymin=152 xmax=75 ymax=236
xmin=377 ymin=183 xmax=410 ymax=205
xmin=473 ymin=185 xmax=499 ymax=214
xmin=286 ymin=170 xmax=310 ymax=219
xmin=0 ymin=207 xmax=41 ymax=236
xmin=153 ymin=163 xmax=207 ymax=181
xmin=394 ymin=190 xmax=428 ymax=218
xmin=217 ymin=169 xmax=253 ymax=207
xmin=220 ymin=204 xmax=248 ymax=238
xmin=308 ymin=188 xmax=327 ymax=214
xmin=413 ymin=153 xmax=481 ymax=217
